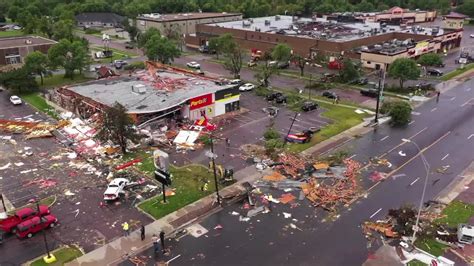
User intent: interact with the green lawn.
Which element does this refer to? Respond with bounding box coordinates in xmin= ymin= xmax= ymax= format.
xmin=0 ymin=30 xmax=25 ymax=37
xmin=414 ymin=237 xmax=449 ymax=257
xmin=38 ymin=74 xmax=92 ymax=89
xmin=91 ymin=47 xmax=138 ymax=64
xmin=30 ymin=247 xmax=83 ymax=266
xmin=19 ymin=92 xmax=59 ymax=120
xmin=286 ymin=101 xmax=368 ymax=152
xmin=436 ymin=200 xmax=474 ymax=228
xmin=408 ymin=259 xmax=427 ymax=266
xmin=441 ymin=63 xmax=474 ymax=81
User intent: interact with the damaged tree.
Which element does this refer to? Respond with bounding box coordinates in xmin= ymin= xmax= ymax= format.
xmin=95 ymin=102 xmax=141 ymax=154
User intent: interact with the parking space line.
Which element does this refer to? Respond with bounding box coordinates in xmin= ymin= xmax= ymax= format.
xmin=468 ymin=134 xmax=474 ymax=140
xmin=430 ymin=107 xmax=437 ymax=112
xmin=369 ymin=208 xmax=382 ymax=219
xmin=441 ymin=154 xmax=449 ymax=161
xmin=450 ymin=97 xmax=456 ymax=101
xmin=380 ymin=136 xmax=389 ymax=141
xmin=461 ymin=98 xmax=473 ymax=107
xmin=409 ymin=177 xmax=420 ymax=186
xmin=408 ymin=121 xmax=415 ymax=125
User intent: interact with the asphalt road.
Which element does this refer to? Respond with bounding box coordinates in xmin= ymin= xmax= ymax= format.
xmin=121 ymin=73 xmax=474 ymax=266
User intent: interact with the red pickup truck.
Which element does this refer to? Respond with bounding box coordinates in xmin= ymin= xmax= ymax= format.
xmin=0 ymin=205 xmax=50 ymax=233
xmin=16 ymin=214 xmax=58 ymax=239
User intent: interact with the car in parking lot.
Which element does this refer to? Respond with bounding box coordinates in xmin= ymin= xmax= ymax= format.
xmin=104 ymin=178 xmax=130 ymax=201
xmin=239 ymin=83 xmax=255 ymax=91
xmin=113 ymin=60 xmax=128 ymax=69
xmin=248 ymin=60 xmax=257 ymax=67
xmin=351 ymin=77 xmax=368 ymax=85
xmin=16 ymin=214 xmax=58 ymax=239
xmin=360 ymin=88 xmax=379 ymax=98
xmin=427 ymin=68 xmax=443 ymax=76
xmin=186 ymin=61 xmax=201 ymax=69
xmin=277 ymin=61 xmax=290 ymax=69
xmin=214 ymin=78 xmax=229 ymax=86
xmin=10 ymin=95 xmax=22 ymax=105
xmin=301 ymin=101 xmax=318 ymax=112
xmin=322 ymin=91 xmax=337 ymax=99
xmin=230 ymin=79 xmax=243 ymax=86
xmin=470 ymin=34 xmax=474 ymax=38
xmin=125 ymin=42 xmax=135 ymax=49
xmin=415 ymin=82 xmax=432 ymax=90
xmin=266 ymin=92 xmax=284 ymax=101
xmin=0 ymin=205 xmax=50 ymax=233
xmin=320 ymin=73 xmax=337 ymax=83
xmin=275 ymin=94 xmax=287 ymax=103
xmin=262 ymin=106 xmax=279 ymax=116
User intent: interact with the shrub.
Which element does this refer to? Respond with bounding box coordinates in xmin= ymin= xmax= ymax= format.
xmin=85 ymin=28 xmax=101 ymax=35
xmin=263 ymin=127 xmax=280 ymax=140
xmin=255 ymin=86 xmax=271 ymax=96
xmin=380 ymin=101 xmax=396 ymax=115
xmin=387 ymin=101 xmax=412 ymax=126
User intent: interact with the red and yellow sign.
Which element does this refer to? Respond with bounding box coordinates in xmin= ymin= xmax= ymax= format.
xmin=189 ymin=94 xmax=213 ymax=110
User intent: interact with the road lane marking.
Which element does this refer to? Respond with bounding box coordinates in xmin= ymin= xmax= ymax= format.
xmin=409 ymin=120 xmax=415 ymax=125
xmin=467 ymin=88 xmax=472 ymax=91
xmin=450 ymin=97 xmax=456 ymax=101
xmin=461 ymin=98 xmax=473 ymax=107
xmin=349 ymin=154 xmax=357 ymax=159
xmin=441 ymin=154 xmax=449 ymax=161
xmin=167 ymin=255 xmax=182 ymax=263
xmin=468 ymin=134 xmax=474 ymax=140
xmin=378 ymin=127 xmax=427 ymax=158
xmin=380 ymin=136 xmax=389 ymax=141
xmin=411 ymin=111 xmax=421 ymax=116
xmin=409 ymin=177 xmax=420 ymax=186
xmin=430 ymin=107 xmax=437 ymax=112
xmin=369 ymin=208 xmax=382 ymax=219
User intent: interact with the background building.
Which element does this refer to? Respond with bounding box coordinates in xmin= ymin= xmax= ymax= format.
xmin=75 ymin=12 xmax=125 ymax=28
xmin=0 ymin=36 xmax=56 ymax=67
xmin=136 ymin=12 xmax=242 ymax=36
xmin=443 ymin=11 xmax=469 ymax=30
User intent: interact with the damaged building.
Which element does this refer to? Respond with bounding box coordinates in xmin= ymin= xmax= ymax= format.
xmin=52 ymin=62 xmax=241 ymax=127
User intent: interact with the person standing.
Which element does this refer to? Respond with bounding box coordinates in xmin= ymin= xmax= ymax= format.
xmin=436 ymin=90 xmax=441 ymax=103
xmin=152 ymin=234 xmax=160 ymax=253
xmin=159 ymin=231 xmax=166 ymax=253
xmin=225 ymin=138 xmax=230 ymax=147
xmin=140 ymin=225 xmax=145 ymax=241
xmin=122 ymin=222 xmax=129 ymax=237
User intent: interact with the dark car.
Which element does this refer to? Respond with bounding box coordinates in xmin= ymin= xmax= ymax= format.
xmin=301 ymin=101 xmax=319 ymax=112
xmin=214 ymin=78 xmax=230 ymax=86
xmin=266 ymin=92 xmax=283 ymax=101
xmin=275 ymin=94 xmax=287 ymax=104
xmin=320 ymin=73 xmax=337 ymax=83
xmin=277 ymin=61 xmax=290 ymax=69
xmin=415 ymin=82 xmax=432 ymax=90
xmin=322 ymin=91 xmax=337 ymax=99
xmin=360 ymin=88 xmax=379 ymax=98
xmin=353 ymin=77 xmax=368 ymax=85
xmin=434 ymin=63 xmax=445 ymax=68
xmin=427 ymin=69 xmax=443 ymax=76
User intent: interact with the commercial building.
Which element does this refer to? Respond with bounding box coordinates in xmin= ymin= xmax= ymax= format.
xmin=324 ymin=7 xmax=437 ymax=25
xmin=136 ymin=12 xmax=242 ymax=35
xmin=53 ymin=62 xmax=241 ymax=126
xmin=0 ymin=36 xmax=56 ymax=68
xmin=193 ymin=15 xmax=462 ymax=70
xmin=75 ymin=12 xmax=125 ymax=28
xmin=443 ymin=11 xmax=469 ymax=30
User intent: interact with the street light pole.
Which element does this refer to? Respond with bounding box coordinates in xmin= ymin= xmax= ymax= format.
xmin=284 ymin=112 xmax=299 ymax=146
xmin=209 ymin=134 xmax=221 ymax=205
xmin=36 ymin=201 xmax=52 ymax=260
xmin=374 ymin=69 xmax=383 ymax=124
xmin=402 ymin=139 xmax=430 ymax=244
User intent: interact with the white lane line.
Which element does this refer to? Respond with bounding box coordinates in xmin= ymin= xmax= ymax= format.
xmin=349 ymin=154 xmax=357 ymax=159
xmin=468 ymin=134 xmax=474 ymax=140
xmin=441 ymin=154 xmax=449 ymax=161
xmin=380 ymin=136 xmax=389 ymax=141
xmin=450 ymin=97 xmax=456 ymax=101
xmin=369 ymin=208 xmax=382 ymax=219
xmin=430 ymin=107 xmax=437 ymax=112
xmin=409 ymin=177 xmax=420 ymax=186
xmin=467 ymin=88 xmax=472 ymax=92
xmin=167 ymin=254 xmax=182 ymax=263
xmin=411 ymin=111 xmax=421 ymax=116
xmin=408 ymin=120 xmax=415 ymax=125
xmin=461 ymin=98 xmax=473 ymax=107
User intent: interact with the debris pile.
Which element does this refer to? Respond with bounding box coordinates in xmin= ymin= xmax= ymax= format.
xmin=0 ymin=119 xmax=68 ymax=139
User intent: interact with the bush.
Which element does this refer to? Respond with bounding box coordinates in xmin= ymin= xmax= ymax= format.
xmin=124 ymin=61 xmax=146 ymax=71
xmin=85 ymin=28 xmax=101 ymax=35
xmin=263 ymin=127 xmax=280 ymax=140
xmin=380 ymin=101 xmax=396 ymax=115
xmin=255 ymin=86 xmax=271 ymax=96
xmin=387 ymin=101 xmax=412 ymax=126
xmin=265 ymin=138 xmax=284 ymax=158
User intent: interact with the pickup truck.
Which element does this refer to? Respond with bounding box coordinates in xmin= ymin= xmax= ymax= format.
xmin=16 ymin=214 xmax=58 ymax=239
xmin=103 ymin=178 xmax=130 ymax=201
xmin=0 ymin=205 xmax=50 ymax=233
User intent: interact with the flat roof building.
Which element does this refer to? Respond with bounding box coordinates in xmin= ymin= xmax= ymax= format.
xmin=0 ymin=36 xmax=56 ymax=69
xmin=136 ymin=12 xmax=242 ymax=36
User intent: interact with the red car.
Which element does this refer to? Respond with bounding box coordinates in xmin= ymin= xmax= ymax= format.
xmin=0 ymin=205 xmax=50 ymax=233
xmin=16 ymin=214 xmax=58 ymax=239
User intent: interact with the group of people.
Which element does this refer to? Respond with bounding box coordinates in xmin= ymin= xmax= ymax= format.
xmin=122 ymin=222 xmax=167 ymax=255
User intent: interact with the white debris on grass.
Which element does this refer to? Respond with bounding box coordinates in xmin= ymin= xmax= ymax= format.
xmin=14 ymin=162 xmax=24 ymax=167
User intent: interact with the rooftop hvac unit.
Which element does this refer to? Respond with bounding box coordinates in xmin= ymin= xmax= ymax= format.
xmin=361 ymin=46 xmax=369 ymax=51
xmin=382 ymin=43 xmax=390 ymax=49
xmin=132 ymin=84 xmax=147 ymax=94
xmin=25 ymin=39 xmax=32 ymax=44
xmin=249 ymin=18 xmax=254 ymax=23
xmin=255 ymin=27 xmax=261 ymax=32
xmin=275 ymin=15 xmax=280 ymax=21
xmin=264 ymin=20 xmax=270 ymax=26
xmin=374 ymin=44 xmax=382 ymax=51
xmin=243 ymin=20 xmax=251 ymax=27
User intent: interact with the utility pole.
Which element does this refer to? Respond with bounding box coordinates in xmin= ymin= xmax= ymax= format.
xmin=284 ymin=112 xmax=299 ymax=146
xmin=209 ymin=135 xmax=221 ymax=205
xmin=374 ymin=69 xmax=384 ymax=124
xmin=36 ymin=201 xmax=53 ymax=262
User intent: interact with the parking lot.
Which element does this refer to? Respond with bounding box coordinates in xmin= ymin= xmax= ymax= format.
xmin=0 ymin=93 xmax=152 ymax=265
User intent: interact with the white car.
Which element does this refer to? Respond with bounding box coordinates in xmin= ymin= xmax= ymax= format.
xmin=186 ymin=61 xmax=201 ymax=69
xmin=103 ymin=178 xmax=130 ymax=201
xmin=470 ymin=34 xmax=474 ymax=38
xmin=239 ymin=83 xmax=255 ymax=91
xmin=10 ymin=95 xmax=22 ymax=105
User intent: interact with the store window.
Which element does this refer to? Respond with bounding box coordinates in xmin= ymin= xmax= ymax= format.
xmin=225 ymin=101 xmax=240 ymax=113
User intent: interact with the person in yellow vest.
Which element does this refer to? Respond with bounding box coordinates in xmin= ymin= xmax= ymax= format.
xmin=122 ymin=222 xmax=130 ymax=236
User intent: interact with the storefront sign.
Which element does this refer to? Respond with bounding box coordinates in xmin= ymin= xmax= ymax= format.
xmin=189 ymin=94 xmax=213 ymax=110
xmin=215 ymin=87 xmax=239 ymax=101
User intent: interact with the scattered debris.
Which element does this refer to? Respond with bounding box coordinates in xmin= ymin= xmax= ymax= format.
xmin=283 ymin=212 xmax=292 ymax=219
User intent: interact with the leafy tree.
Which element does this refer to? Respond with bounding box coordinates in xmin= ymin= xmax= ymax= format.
xmin=24 ymin=51 xmax=50 ymax=85
xmin=122 ymin=19 xmax=139 ymax=43
xmin=95 ymin=102 xmax=141 ymax=154
xmin=144 ymin=35 xmax=181 ymax=64
xmin=255 ymin=51 xmax=277 ymax=87
xmin=53 ymin=19 xmax=74 ymax=41
xmin=339 ymin=59 xmax=360 ymax=83
xmin=292 ymin=54 xmax=306 ymax=76
xmin=138 ymin=27 xmax=161 ymax=48
xmin=457 ymin=0 xmax=474 ymax=17
xmin=356 ymin=0 xmax=375 ymax=11
xmin=223 ymin=47 xmax=243 ymax=78
xmin=417 ymin=53 xmax=443 ymax=66
xmin=48 ymin=39 xmax=89 ymax=79
xmin=0 ymin=67 xmax=38 ymax=93
xmin=38 ymin=16 xmax=55 ymax=39
xmin=385 ymin=101 xmax=413 ymax=126
xmin=388 ymin=58 xmax=420 ymax=89
xmin=271 ymin=43 xmax=292 ymax=62
xmin=208 ymin=33 xmax=236 ymax=59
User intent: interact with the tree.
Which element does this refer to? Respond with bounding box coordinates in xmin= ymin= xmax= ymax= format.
xmin=48 ymin=39 xmax=89 ymax=79
xmin=271 ymin=43 xmax=292 ymax=62
xmin=384 ymin=101 xmax=412 ymax=126
xmin=38 ymin=16 xmax=55 ymax=39
xmin=223 ymin=47 xmax=243 ymax=78
xmin=292 ymin=54 xmax=306 ymax=76
xmin=339 ymin=59 xmax=360 ymax=83
xmin=417 ymin=53 xmax=443 ymax=66
xmin=255 ymin=51 xmax=277 ymax=87
xmin=356 ymin=0 xmax=375 ymax=11
xmin=95 ymin=102 xmax=141 ymax=154
xmin=388 ymin=58 xmax=420 ymax=89
xmin=0 ymin=67 xmax=38 ymax=93
xmin=53 ymin=19 xmax=74 ymax=41
xmin=24 ymin=51 xmax=50 ymax=85
xmin=208 ymin=33 xmax=236 ymax=60
xmin=144 ymin=35 xmax=181 ymax=64
xmin=456 ymin=0 xmax=474 ymax=17
xmin=138 ymin=27 xmax=161 ymax=48
xmin=122 ymin=19 xmax=139 ymax=43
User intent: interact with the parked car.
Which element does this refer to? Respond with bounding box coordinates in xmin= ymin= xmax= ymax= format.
xmin=248 ymin=60 xmax=257 ymax=67
xmin=230 ymin=79 xmax=243 ymax=86
xmin=320 ymin=73 xmax=337 ymax=83
xmin=434 ymin=63 xmax=445 ymax=68
xmin=470 ymin=34 xmax=474 ymax=38
xmin=266 ymin=92 xmax=284 ymax=101
xmin=427 ymin=68 xmax=443 ymax=76
xmin=10 ymin=95 xmax=22 ymax=105
xmin=277 ymin=61 xmax=290 ymax=69
xmin=103 ymin=178 xmax=130 ymax=201
xmin=275 ymin=94 xmax=287 ymax=104
xmin=415 ymin=82 xmax=432 ymax=90
xmin=301 ymin=101 xmax=318 ymax=112
xmin=322 ymin=91 xmax=337 ymax=99
xmin=351 ymin=77 xmax=368 ymax=85
xmin=124 ymin=42 xmax=135 ymax=49
xmin=186 ymin=61 xmax=201 ymax=69
xmin=113 ymin=60 xmax=128 ymax=69
xmin=268 ymin=61 xmax=278 ymax=67
xmin=0 ymin=205 xmax=50 ymax=233
xmin=214 ymin=78 xmax=229 ymax=86
xmin=360 ymin=88 xmax=379 ymax=98
xmin=16 ymin=215 xmax=57 ymax=239
xmin=239 ymin=83 xmax=255 ymax=91
xmin=262 ymin=106 xmax=279 ymax=116
xmin=285 ymin=130 xmax=313 ymax=144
